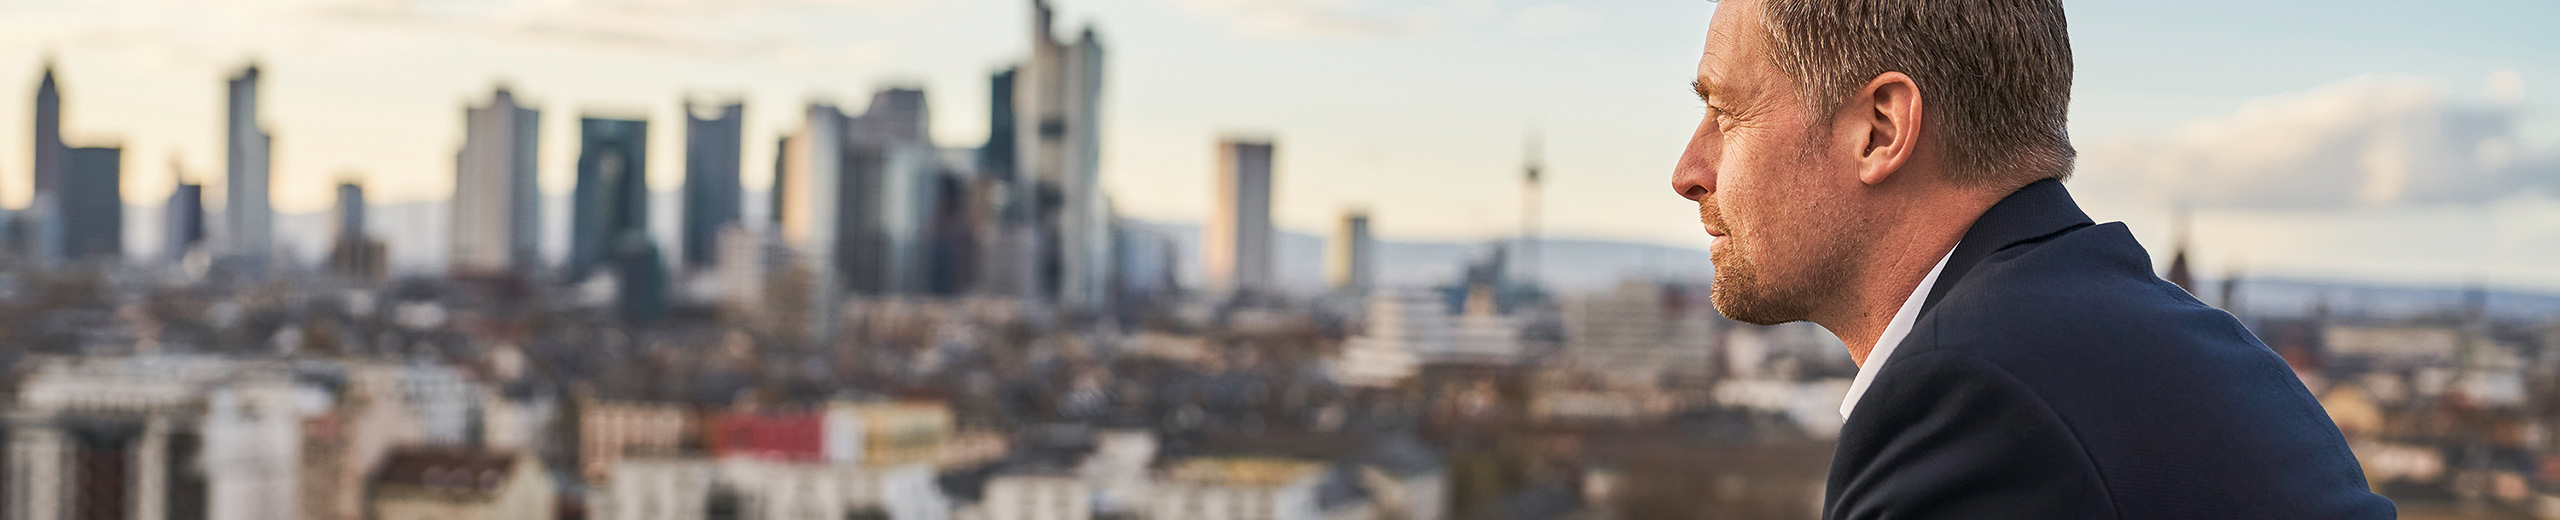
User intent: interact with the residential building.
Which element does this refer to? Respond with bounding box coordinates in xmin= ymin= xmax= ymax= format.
xmin=303 ymin=363 xmax=433 ymax=520
xmin=981 ymin=474 xmax=1090 ymax=520
xmin=824 ymin=401 xmax=955 ymax=468
xmin=1077 ymin=430 xmax=1156 ymax=515
xmin=398 ymin=363 xmax=481 ymax=445
xmin=4 ymin=356 xmax=329 ymax=520
xmin=1560 ymin=281 xmax=1721 ymax=385
xmin=1335 ymin=290 xmax=1442 ymax=388
xmin=596 ymin=458 xmax=715 ymax=520
xmin=579 ymin=399 xmax=694 ymax=483
xmin=5 ymin=356 xmax=217 ymax=520
xmin=1147 ymin=458 xmax=1327 ymax=520
xmin=1440 ymin=286 xmax=1526 ymax=365
xmin=201 ymin=379 xmax=324 ymax=520
xmin=709 ymin=410 xmax=825 ymax=462
xmin=369 ymin=448 xmax=556 ymax=520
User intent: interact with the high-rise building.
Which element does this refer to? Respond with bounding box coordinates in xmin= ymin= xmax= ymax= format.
xmin=979 ymin=69 xmax=1019 ymax=186
xmin=223 ymin=64 xmax=273 ymax=274
xmin=452 ymin=87 xmax=543 ymax=276
xmin=1519 ymin=133 xmax=1544 ymax=288
xmin=1330 ymin=208 xmax=1374 ymax=295
xmin=767 ymin=91 xmax=947 ymax=343
xmin=62 ymin=146 xmax=121 ymax=261
xmin=30 ymin=61 xmax=64 ymax=261
xmin=329 ymin=182 xmax=385 ymax=279
xmin=778 ymin=104 xmax=848 ymax=345
xmin=682 ymin=100 xmax=744 ymax=269
xmin=614 ymin=236 xmax=671 ymax=323
xmin=568 ymin=117 xmax=650 ymax=281
xmin=843 ymin=88 xmax=939 ymax=296
xmin=166 ymin=178 xmax=205 ymax=262
xmin=977 ymin=67 xmax=1039 ymax=301
xmin=1016 ymin=0 xmax=1111 ymax=309
xmin=26 ymin=63 xmax=125 ymax=264
xmin=1113 ymin=219 xmax=1178 ymax=308
xmin=927 ymin=148 xmax=983 ymax=296
xmin=337 ymin=182 xmax=365 ymax=242
xmin=1206 ymin=138 xmax=1275 ymax=298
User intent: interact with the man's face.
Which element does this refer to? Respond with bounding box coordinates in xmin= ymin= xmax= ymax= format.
xmin=1675 ymin=0 xmax=1868 ymax=325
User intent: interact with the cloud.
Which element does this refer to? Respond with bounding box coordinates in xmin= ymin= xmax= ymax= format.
xmin=1168 ymin=0 xmax=1440 ymax=38
xmin=2076 ymin=74 xmax=2559 ymax=209
xmin=1508 ymin=4 xmax=1597 ymax=37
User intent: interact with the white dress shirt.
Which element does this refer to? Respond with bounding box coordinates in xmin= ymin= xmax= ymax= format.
xmin=1839 ymin=246 xmax=1957 ymax=420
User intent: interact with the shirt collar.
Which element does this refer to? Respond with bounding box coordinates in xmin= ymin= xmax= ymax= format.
xmin=1838 ymin=245 xmax=1957 ymax=420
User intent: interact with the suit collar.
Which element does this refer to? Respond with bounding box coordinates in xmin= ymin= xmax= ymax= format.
xmin=1920 ymin=178 xmax=2093 ymax=315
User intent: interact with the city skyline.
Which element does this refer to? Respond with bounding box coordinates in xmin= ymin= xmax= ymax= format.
xmin=0 ymin=0 xmax=2555 ymax=291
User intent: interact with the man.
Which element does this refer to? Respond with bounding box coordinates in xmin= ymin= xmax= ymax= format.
xmin=1670 ymin=1 xmax=2396 ymax=518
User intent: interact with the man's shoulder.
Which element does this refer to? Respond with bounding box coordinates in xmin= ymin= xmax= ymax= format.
xmin=1902 ymin=219 xmax=2300 ymax=424
xmin=1859 ymin=220 xmax=2393 ymax=519
xmin=1913 ymin=220 xmax=2251 ymax=369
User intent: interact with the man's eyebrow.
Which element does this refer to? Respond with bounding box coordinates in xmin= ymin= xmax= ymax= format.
xmin=1692 ymin=77 xmax=1714 ymax=102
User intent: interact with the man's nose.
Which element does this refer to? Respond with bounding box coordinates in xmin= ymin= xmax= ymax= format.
xmin=1672 ymin=119 xmax=1718 ymax=201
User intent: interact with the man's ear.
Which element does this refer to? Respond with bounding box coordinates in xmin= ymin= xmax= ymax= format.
xmin=1850 ymin=72 xmax=1923 ymax=186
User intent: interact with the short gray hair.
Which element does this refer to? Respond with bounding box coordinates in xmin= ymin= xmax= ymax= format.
xmin=1761 ymin=0 xmax=2077 ymax=186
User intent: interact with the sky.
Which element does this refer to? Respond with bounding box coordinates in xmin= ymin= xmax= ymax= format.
xmin=0 ymin=0 xmax=2556 ymax=291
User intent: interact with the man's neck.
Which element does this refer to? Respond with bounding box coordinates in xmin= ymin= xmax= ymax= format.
xmin=1818 ymin=192 xmax=1988 ymax=366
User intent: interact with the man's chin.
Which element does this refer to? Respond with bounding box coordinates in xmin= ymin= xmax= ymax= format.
xmin=1709 ymin=278 xmax=1802 ymax=326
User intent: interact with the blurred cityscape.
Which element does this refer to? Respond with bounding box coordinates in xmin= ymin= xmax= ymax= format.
xmin=1 ymin=1 xmax=2557 ymax=520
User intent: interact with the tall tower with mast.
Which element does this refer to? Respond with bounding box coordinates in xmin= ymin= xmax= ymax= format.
xmin=1520 ymin=130 xmax=1543 ymax=290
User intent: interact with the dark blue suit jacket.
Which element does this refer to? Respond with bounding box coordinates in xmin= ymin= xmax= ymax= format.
xmin=1821 ymin=180 xmax=2396 ymax=519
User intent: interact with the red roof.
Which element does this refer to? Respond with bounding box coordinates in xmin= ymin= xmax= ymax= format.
xmin=706 ymin=412 xmax=825 ymax=461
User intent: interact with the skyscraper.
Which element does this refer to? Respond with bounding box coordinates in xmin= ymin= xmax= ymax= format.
xmin=336 ymin=182 xmax=366 ymax=242
xmin=166 ymin=178 xmax=205 ymax=263
xmin=452 ymin=87 xmax=543 ymax=276
xmin=682 ymin=100 xmax=744 ymax=269
xmin=1330 ymin=208 xmax=1373 ymax=295
xmin=978 ymin=67 xmax=1039 ymax=301
xmin=30 ymin=61 xmax=64 ymax=261
xmin=843 ymin=88 xmax=939 ymax=296
xmin=778 ymin=103 xmax=848 ymax=346
xmin=568 ymin=117 xmax=649 ymax=281
xmin=1207 ymin=138 xmax=1275 ymax=298
xmin=328 ymin=181 xmax=385 ymax=280
xmin=224 ymin=64 xmax=273 ymax=274
xmin=1017 ymin=0 xmax=1111 ymax=309
xmin=62 ymin=146 xmax=121 ymax=261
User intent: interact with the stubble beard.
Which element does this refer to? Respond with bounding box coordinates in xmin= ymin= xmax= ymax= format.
xmin=1703 ymin=196 xmax=1813 ymax=326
